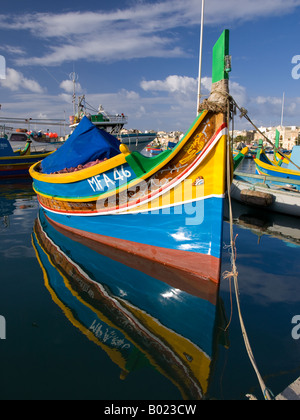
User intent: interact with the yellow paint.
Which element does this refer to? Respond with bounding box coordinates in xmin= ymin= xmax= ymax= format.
xmin=254 ymin=157 xmax=300 ymax=176
xmin=179 ymin=132 xmax=205 ymax=165
xmin=126 ymin=134 xmax=227 ymax=213
xmin=122 ymin=301 xmax=211 ymax=396
xmin=29 ymin=152 xmax=128 ymax=184
xmin=119 ymin=144 xmax=130 ymax=155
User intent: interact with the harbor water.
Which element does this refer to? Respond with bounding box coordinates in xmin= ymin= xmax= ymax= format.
xmin=0 ymin=159 xmax=299 ymax=401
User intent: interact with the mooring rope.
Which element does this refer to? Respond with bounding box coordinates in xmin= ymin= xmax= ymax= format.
xmin=223 ymin=98 xmax=275 ymax=401
xmin=203 ymin=88 xmax=300 ymax=170
xmin=230 ymin=96 xmax=300 ymax=171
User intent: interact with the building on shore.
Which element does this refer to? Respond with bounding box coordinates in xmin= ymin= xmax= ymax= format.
xmin=233 ymin=126 xmax=300 ymax=150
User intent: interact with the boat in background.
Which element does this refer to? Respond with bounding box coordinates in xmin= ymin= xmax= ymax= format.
xmin=231 ymin=170 xmax=300 ymax=217
xmin=70 ymin=98 xmax=157 ymax=153
xmin=224 ymin=197 xmax=300 ymax=246
xmin=233 ymin=146 xmax=249 ymax=170
xmin=232 ymin=136 xmax=300 ymax=216
xmin=0 ymin=178 xmax=36 ymax=229
xmin=0 ymin=117 xmax=67 ymax=152
xmin=255 ymin=143 xmax=300 ymax=182
xmin=32 ymin=208 xmax=228 ymax=399
xmin=271 ymin=129 xmax=291 ymax=166
xmin=0 ymin=137 xmax=53 ymax=179
xmin=145 ymin=146 xmax=163 ymax=156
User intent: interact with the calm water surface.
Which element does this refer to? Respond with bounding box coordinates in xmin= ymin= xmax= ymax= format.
xmin=0 ymin=161 xmax=299 ymax=401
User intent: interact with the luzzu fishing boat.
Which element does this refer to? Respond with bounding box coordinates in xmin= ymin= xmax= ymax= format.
xmin=70 ymin=97 xmax=157 ymax=153
xmin=0 ymin=137 xmax=53 ymax=179
xmin=231 ymin=171 xmax=300 ymax=217
xmin=233 ymin=144 xmax=300 ymax=217
xmin=255 ymin=143 xmax=300 ymax=183
xmin=30 ymin=30 xmax=232 ymax=290
xmin=233 ymin=146 xmax=249 ymax=171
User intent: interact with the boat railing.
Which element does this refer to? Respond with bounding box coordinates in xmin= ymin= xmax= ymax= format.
xmin=103 ymin=114 xmax=128 ymax=125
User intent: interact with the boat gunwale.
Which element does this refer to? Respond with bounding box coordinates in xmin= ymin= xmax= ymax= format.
xmin=32 ymin=118 xmax=228 ymax=204
xmin=234 ymin=170 xmax=300 ymax=186
xmin=0 ymin=151 xmax=53 ymax=162
xmin=232 ymin=177 xmax=300 ymax=198
xmin=29 ymin=111 xmax=209 ymax=185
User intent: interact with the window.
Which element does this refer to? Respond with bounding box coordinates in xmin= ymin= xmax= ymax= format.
xmin=10 ymin=133 xmax=27 ymax=142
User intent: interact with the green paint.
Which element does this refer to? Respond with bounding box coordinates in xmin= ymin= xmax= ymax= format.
xmin=233 ymin=150 xmax=247 ymax=171
xmin=212 ymin=29 xmax=230 ymax=84
xmin=275 ymin=129 xmax=280 ymax=148
xmin=125 ymin=111 xmax=208 ymax=177
xmin=125 ymin=149 xmax=173 ymax=177
xmin=256 ymin=139 xmax=263 ymax=159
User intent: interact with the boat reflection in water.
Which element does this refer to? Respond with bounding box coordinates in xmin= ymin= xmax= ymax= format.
xmin=225 ymin=198 xmax=300 ymax=247
xmin=32 ymin=209 xmax=228 ymax=400
xmin=0 ymin=179 xmax=36 ymax=229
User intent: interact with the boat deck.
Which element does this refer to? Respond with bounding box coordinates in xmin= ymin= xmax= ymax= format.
xmin=276 ymin=377 xmax=300 ymax=400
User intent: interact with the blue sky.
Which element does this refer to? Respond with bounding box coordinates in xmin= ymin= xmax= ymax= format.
xmin=1 ymin=0 xmax=300 ymax=133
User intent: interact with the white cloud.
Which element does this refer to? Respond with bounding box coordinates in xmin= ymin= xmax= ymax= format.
xmin=0 ymin=45 xmax=25 ymax=56
xmin=2 ymin=0 xmax=299 ymax=67
xmin=141 ymin=75 xmax=197 ymax=95
xmin=203 ymin=0 xmax=300 ymax=24
xmin=60 ymin=79 xmax=82 ymax=94
xmin=230 ymin=81 xmax=248 ymax=107
xmin=255 ymin=96 xmax=282 ymax=106
xmin=0 ymin=67 xmax=45 ymax=93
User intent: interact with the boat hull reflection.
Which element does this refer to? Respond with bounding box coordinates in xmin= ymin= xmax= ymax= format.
xmin=32 ymin=209 xmax=226 ymax=400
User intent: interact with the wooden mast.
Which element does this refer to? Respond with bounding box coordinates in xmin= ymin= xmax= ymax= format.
xmin=197 ymin=0 xmax=205 ymax=115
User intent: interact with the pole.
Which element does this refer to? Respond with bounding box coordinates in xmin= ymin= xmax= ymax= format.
xmin=197 ymin=0 xmax=205 ymax=115
xmin=281 ymin=92 xmax=285 ymax=127
xmin=281 ymin=92 xmax=285 ymax=145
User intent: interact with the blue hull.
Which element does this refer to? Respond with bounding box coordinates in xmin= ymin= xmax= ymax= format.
xmin=42 ymin=195 xmax=224 ymax=260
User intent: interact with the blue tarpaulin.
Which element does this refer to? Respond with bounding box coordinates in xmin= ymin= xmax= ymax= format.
xmin=288 ymin=146 xmax=300 ymax=171
xmin=41 ymin=116 xmax=121 ymax=174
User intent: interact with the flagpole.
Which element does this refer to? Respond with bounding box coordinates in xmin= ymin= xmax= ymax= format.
xmin=197 ymin=0 xmax=205 ymax=115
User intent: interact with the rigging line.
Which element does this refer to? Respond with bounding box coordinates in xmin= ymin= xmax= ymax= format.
xmin=42 ymin=67 xmax=61 ymax=86
xmin=230 ymin=97 xmax=300 ymax=172
xmin=224 ymin=101 xmax=274 ymax=401
xmin=83 ymin=100 xmax=99 ymax=113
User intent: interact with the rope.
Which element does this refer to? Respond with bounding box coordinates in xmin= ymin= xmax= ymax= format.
xmin=201 ymin=89 xmax=300 ymax=170
xmin=230 ymin=97 xmax=300 ymax=171
xmin=200 ymin=80 xmax=230 ymax=114
xmin=224 ymin=98 xmax=274 ymax=401
xmin=200 ymin=88 xmax=290 ymax=399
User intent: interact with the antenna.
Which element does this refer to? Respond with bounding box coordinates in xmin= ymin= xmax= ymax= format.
xmin=69 ymin=71 xmax=79 ymax=116
xmin=197 ymin=0 xmax=205 ymax=115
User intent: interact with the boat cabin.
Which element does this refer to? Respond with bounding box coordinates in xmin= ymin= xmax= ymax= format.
xmin=8 ymin=132 xmax=28 ymax=142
